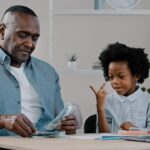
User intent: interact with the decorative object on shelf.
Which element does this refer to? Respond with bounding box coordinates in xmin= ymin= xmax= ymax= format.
xmin=94 ymin=0 xmax=105 ymax=10
xmin=92 ymin=61 xmax=102 ymax=70
xmin=67 ymin=54 xmax=78 ymax=70
xmin=141 ymin=87 xmax=150 ymax=93
xmin=106 ymin=0 xmax=140 ymax=10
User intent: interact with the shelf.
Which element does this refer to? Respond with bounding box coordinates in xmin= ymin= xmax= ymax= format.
xmin=52 ymin=9 xmax=150 ymax=15
xmin=57 ymin=69 xmax=102 ymax=75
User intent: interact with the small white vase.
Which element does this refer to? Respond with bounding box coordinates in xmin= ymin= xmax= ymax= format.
xmin=95 ymin=0 xmax=105 ymax=9
xmin=68 ymin=61 xmax=77 ymax=70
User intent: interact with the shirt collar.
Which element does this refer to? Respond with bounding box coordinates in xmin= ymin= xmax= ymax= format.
xmin=113 ymin=87 xmax=143 ymax=103
xmin=0 ymin=48 xmax=31 ymax=68
xmin=0 ymin=48 xmax=10 ymax=64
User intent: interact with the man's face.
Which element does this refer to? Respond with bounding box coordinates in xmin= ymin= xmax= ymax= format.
xmin=0 ymin=12 xmax=40 ymax=67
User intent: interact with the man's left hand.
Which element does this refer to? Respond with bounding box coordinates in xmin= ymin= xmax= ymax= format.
xmin=59 ymin=114 xmax=78 ymax=134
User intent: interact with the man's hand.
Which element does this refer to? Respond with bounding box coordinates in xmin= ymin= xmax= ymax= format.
xmin=120 ymin=121 xmax=136 ymax=131
xmin=59 ymin=114 xmax=78 ymax=134
xmin=1 ymin=114 xmax=36 ymax=137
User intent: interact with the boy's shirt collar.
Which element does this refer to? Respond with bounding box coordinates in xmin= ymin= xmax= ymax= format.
xmin=113 ymin=87 xmax=143 ymax=103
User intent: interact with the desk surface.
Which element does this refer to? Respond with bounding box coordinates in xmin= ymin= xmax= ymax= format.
xmin=0 ymin=135 xmax=149 ymax=150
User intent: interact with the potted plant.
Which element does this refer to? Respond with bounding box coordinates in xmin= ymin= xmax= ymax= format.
xmin=67 ymin=54 xmax=78 ymax=70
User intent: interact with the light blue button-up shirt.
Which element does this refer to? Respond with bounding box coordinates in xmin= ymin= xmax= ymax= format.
xmin=97 ymin=88 xmax=150 ymax=133
xmin=105 ymin=88 xmax=150 ymax=133
xmin=0 ymin=48 xmax=64 ymax=136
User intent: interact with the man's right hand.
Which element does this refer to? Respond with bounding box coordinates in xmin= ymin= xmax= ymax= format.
xmin=0 ymin=114 xmax=36 ymax=137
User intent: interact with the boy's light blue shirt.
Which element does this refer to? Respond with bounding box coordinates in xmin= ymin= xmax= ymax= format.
xmin=0 ymin=48 xmax=64 ymax=136
xmin=105 ymin=88 xmax=150 ymax=133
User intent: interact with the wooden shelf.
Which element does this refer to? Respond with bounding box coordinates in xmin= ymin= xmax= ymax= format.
xmin=52 ymin=9 xmax=150 ymax=15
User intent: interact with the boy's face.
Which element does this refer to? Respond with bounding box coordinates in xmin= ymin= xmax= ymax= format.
xmin=108 ymin=61 xmax=139 ymax=96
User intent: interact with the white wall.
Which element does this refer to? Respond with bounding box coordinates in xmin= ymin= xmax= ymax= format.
xmin=0 ymin=0 xmax=50 ymax=63
xmin=1 ymin=0 xmax=150 ymax=131
xmin=52 ymin=0 xmax=150 ymax=69
xmin=52 ymin=0 xmax=150 ymax=130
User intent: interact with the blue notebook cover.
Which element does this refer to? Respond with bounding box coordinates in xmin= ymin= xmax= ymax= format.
xmin=95 ymin=135 xmax=123 ymax=140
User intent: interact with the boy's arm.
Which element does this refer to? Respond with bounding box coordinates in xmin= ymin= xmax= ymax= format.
xmin=146 ymin=103 xmax=150 ymax=129
xmin=90 ymin=84 xmax=110 ymax=133
xmin=97 ymin=107 xmax=110 ymax=132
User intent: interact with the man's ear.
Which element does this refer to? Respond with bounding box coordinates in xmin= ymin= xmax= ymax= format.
xmin=0 ymin=23 xmax=5 ymax=40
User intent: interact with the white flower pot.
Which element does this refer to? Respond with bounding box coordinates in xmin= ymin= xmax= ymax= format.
xmin=68 ymin=61 xmax=77 ymax=70
xmin=95 ymin=0 xmax=105 ymax=9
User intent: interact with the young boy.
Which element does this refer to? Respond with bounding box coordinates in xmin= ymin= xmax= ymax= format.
xmin=90 ymin=42 xmax=150 ymax=133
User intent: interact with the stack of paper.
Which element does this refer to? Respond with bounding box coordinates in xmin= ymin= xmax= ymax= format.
xmin=66 ymin=133 xmax=126 ymax=140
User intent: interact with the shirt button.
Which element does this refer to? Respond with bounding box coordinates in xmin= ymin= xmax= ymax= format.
xmin=17 ymin=101 xmax=20 ymax=104
xmin=16 ymin=85 xmax=20 ymax=88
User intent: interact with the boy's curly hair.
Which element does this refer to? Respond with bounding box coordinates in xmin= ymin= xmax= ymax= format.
xmin=99 ymin=42 xmax=150 ymax=83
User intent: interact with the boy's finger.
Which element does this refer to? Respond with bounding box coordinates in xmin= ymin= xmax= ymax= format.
xmin=99 ymin=83 xmax=105 ymax=90
xmin=90 ymin=85 xmax=97 ymax=95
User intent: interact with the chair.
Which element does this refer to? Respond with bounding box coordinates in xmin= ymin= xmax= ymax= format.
xmin=84 ymin=114 xmax=97 ymax=133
